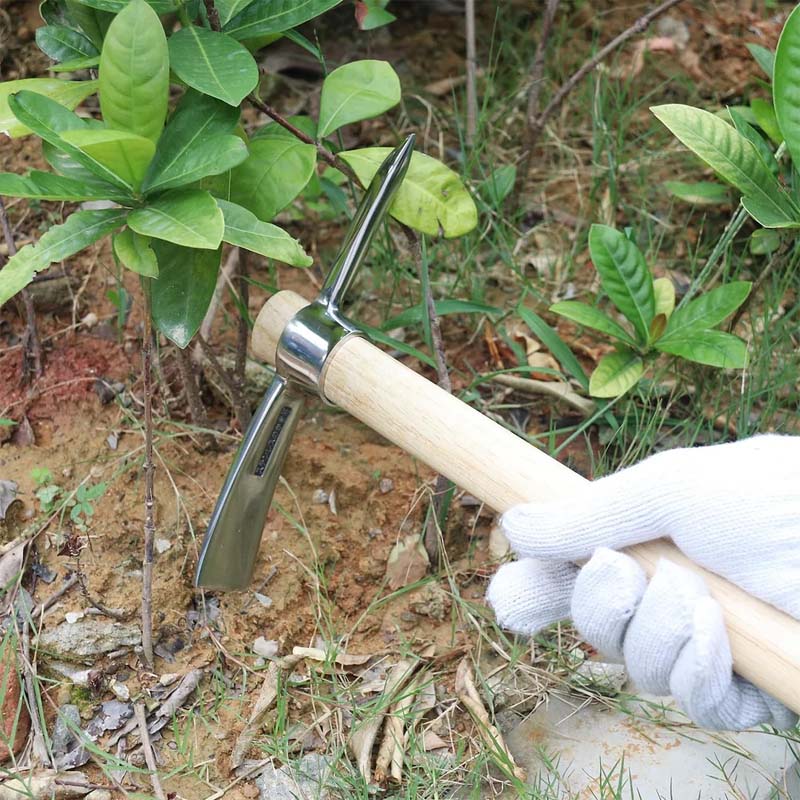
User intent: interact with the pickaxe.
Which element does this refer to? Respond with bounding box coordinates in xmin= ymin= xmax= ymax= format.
xmin=195 ymin=137 xmax=800 ymax=716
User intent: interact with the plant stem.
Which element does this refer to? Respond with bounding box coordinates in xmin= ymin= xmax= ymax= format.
xmin=197 ymin=333 xmax=250 ymax=429
xmin=519 ymin=0 xmax=684 ymax=190
xmin=248 ymin=95 xmax=359 ymax=183
xmin=0 ymin=197 xmax=42 ymax=383
xmin=464 ymin=0 xmax=478 ymax=145
xmin=203 ymin=0 xmax=221 ymax=31
xmin=141 ymin=282 xmax=156 ymax=670
xmin=174 ymin=344 xmax=213 ymax=437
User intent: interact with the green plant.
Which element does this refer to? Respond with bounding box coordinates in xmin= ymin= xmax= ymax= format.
xmin=0 ymin=0 xmax=476 ymax=348
xmin=550 ymin=224 xmax=751 ymax=398
xmin=653 ymin=4 xmax=800 ymax=244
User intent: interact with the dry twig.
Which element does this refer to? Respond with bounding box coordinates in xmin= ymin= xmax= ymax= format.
xmin=134 ymin=703 xmax=167 ymax=800
xmin=491 ymin=373 xmax=596 ymax=416
xmin=464 ymin=0 xmax=478 ymax=144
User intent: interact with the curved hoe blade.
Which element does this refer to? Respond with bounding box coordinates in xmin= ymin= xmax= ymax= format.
xmin=195 ymin=377 xmax=304 ymax=590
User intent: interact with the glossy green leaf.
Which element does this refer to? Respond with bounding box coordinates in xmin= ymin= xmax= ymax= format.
xmin=728 ymin=106 xmax=776 ymax=175
xmin=150 ymin=240 xmax=221 ymax=348
xmin=588 ymin=225 xmax=654 ymax=345
xmin=215 ymin=0 xmax=257 ymax=28
xmin=357 ymin=3 xmax=395 ymax=30
xmin=317 ymin=60 xmax=401 ymax=138
xmin=750 ymin=228 xmax=782 ymax=255
xmin=36 ymin=24 xmax=98 ymax=63
xmin=64 ymin=0 xmax=113 ymax=48
xmin=8 ymin=91 xmax=132 ymax=190
xmin=51 ymin=56 xmax=101 ymax=72
xmin=99 ymin=0 xmax=169 ymax=142
xmin=113 ymin=228 xmax=158 ymax=276
xmin=747 ymin=43 xmax=774 ymax=79
xmin=224 ymin=0 xmax=342 ymax=41
xmin=168 ymin=27 xmax=259 ymax=107
xmin=382 ymin=299 xmax=499 ymax=331
xmin=0 ymin=209 xmax=126 ymax=306
xmin=653 ymin=277 xmax=675 ymax=319
xmin=656 ymin=330 xmax=747 ymax=369
xmin=0 ymin=169 xmax=130 ymax=202
xmin=663 ymin=180 xmax=729 ymax=205
xmin=216 ymin=199 xmax=311 ymax=266
xmin=549 ymin=300 xmax=636 ymax=347
xmin=589 ymin=349 xmax=644 ymax=398
xmin=740 ymin=195 xmax=800 ymax=228
xmin=660 ymin=281 xmax=751 ymax=343
xmin=228 ymin=130 xmax=316 ymax=221
xmin=70 ymin=0 xmax=176 ymax=12
xmin=774 ymin=4 xmax=800 ymax=168
xmin=142 ymin=91 xmax=242 ymax=193
xmin=751 ymin=98 xmax=782 ymax=145
xmin=1 ymin=79 xmax=97 ymax=138
xmin=651 ymin=104 xmax=798 ymax=225
xmin=128 ymin=189 xmax=224 ymax=249
xmin=340 ymin=148 xmax=477 ymax=238
xmin=61 ymin=129 xmax=155 ymax=189
xmin=516 ymin=305 xmax=589 ymax=391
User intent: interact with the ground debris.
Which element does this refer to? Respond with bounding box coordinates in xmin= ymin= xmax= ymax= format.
xmin=0 ymin=480 xmax=18 ymax=519
xmin=385 ymin=535 xmax=429 ymax=589
xmin=254 ymin=753 xmax=333 ymax=800
xmin=36 ymin=619 xmax=140 ymax=663
xmin=0 ymin=770 xmax=91 ymax=800
xmin=1 ymin=645 xmax=30 ymax=762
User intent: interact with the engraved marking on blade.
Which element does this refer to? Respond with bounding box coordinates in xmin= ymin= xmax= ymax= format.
xmin=254 ymin=406 xmax=292 ymax=477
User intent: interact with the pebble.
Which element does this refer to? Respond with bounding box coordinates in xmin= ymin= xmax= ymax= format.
xmin=379 ymin=478 xmax=394 ymax=494
xmin=572 ymin=661 xmax=628 ymax=695
xmin=253 ymin=637 xmax=279 ymax=659
xmin=37 ymin=619 xmax=141 ymax=663
xmin=255 ymin=754 xmax=332 ymax=800
xmin=51 ymin=704 xmax=81 ymax=758
xmin=312 ymin=489 xmax=328 ymax=504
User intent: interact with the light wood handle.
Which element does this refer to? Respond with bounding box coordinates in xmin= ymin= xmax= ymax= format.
xmin=253 ymin=290 xmax=800 ymax=714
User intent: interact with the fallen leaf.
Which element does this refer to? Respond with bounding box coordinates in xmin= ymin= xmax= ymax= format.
xmin=1 ymin=645 xmax=30 ymax=763
xmin=385 ymin=535 xmax=429 ymax=590
xmin=0 ymin=481 xmax=18 ymax=520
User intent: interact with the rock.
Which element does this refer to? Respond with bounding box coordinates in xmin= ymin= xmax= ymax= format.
xmin=1 ymin=646 xmax=30 ymax=762
xmin=37 ymin=620 xmax=141 ymax=663
xmin=108 ymin=677 xmax=130 ymax=701
xmin=0 ymin=480 xmax=18 ymax=519
xmin=46 ymin=662 xmax=93 ymax=687
xmin=571 ymin=661 xmax=627 ymax=696
xmin=488 ymin=523 xmax=511 ymax=560
xmin=252 ymin=638 xmax=279 ymax=659
xmin=486 ymin=667 xmax=542 ymax=714
xmin=51 ymin=704 xmax=81 ymax=758
xmin=85 ymin=791 xmax=112 ymax=800
xmin=378 ymin=478 xmax=394 ymax=494
xmin=312 ymin=489 xmax=328 ymax=504
xmin=255 ymin=754 xmax=333 ymax=800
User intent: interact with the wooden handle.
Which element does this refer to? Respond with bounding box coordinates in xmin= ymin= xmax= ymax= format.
xmin=254 ymin=291 xmax=800 ymax=714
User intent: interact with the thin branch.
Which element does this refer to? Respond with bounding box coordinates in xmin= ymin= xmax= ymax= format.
xmin=141 ymin=285 xmax=156 ymax=670
xmin=134 ymin=703 xmax=167 ymax=800
xmin=0 ymin=197 xmax=42 ymax=383
xmin=203 ymin=0 xmax=221 ymax=31
xmin=248 ymin=95 xmax=359 ymax=182
xmin=195 ymin=245 xmax=240 ymax=362
xmin=519 ymin=0 xmax=685 ymax=188
xmin=464 ymin=0 xmax=478 ymax=145
xmin=20 ymin=621 xmax=51 ymax=767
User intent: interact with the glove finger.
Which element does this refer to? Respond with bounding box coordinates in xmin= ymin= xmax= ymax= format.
xmin=486 ymin=558 xmax=577 ymax=637
xmin=571 ymin=548 xmax=647 ymax=661
xmin=671 ymin=597 xmax=799 ymax=731
xmin=623 ymin=559 xmax=709 ymax=695
xmin=501 ymin=468 xmax=667 ymax=562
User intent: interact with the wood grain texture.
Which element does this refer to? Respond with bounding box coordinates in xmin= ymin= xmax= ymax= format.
xmin=253 ymin=290 xmax=800 ymax=714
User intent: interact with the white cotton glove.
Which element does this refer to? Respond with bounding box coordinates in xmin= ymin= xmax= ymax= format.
xmin=486 ymin=434 xmax=800 ymax=731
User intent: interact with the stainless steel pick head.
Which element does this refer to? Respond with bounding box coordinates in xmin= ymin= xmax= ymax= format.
xmin=195 ymin=135 xmax=415 ymax=590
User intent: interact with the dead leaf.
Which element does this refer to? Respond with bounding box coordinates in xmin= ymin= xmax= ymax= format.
xmin=10 ymin=417 xmax=34 ymax=447
xmin=0 ymin=481 xmax=18 ymax=520
xmin=292 ymin=646 xmax=372 ymax=668
xmin=0 ymin=539 xmax=26 ymax=602
xmin=422 ymin=731 xmax=449 ymax=751
xmin=385 ymin=535 xmax=429 ymax=590
xmin=1 ymin=646 xmax=30 ymax=763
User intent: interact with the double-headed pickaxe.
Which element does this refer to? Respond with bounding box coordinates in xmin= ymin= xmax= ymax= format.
xmin=195 ymin=137 xmax=800 ymax=715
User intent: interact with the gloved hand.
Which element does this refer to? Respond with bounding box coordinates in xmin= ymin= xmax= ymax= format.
xmin=486 ymin=434 xmax=800 ymax=731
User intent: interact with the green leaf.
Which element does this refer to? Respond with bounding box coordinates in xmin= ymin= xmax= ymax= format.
xmin=549 ymin=300 xmax=637 ymax=347
xmin=740 ymin=195 xmax=800 ymax=228
xmin=70 ymin=0 xmax=176 ymax=12
xmin=168 ymin=26 xmax=259 ymax=107
xmin=60 ymin=128 xmax=155 ymax=189
xmin=775 ymin=4 xmax=800 ymax=167
xmin=479 ymin=164 xmax=516 ymax=205
xmin=660 ymin=281 xmax=751 ymax=342
xmin=317 ymin=60 xmax=401 ymax=138
xmin=653 ymin=277 xmax=675 ymax=319
xmin=516 ymin=305 xmax=589 ymax=391
xmin=747 ymin=43 xmax=774 ymax=79
xmin=340 ymin=148 xmax=477 ymax=238
xmin=113 ymin=228 xmax=158 ymax=276
xmin=751 ymin=98 xmax=782 ymax=145
xmin=728 ymin=106 xmax=777 ymax=175
xmin=357 ymin=4 xmax=396 ymax=30
xmin=215 ymin=0 xmax=258 ymax=28
xmin=0 ymin=170 xmax=130 ymax=202
xmin=0 ymin=209 xmax=126 ymax=306
xmin=8 ymin=91 xmax=133 ymax=190
xmin=382 ymin=299 xmax=499 ymax=331
xmin=142 ymin=91 xmax=243 ymax=193
xmin=656 ymin=330 xmax=747 ymax=369
xmin=228 ymin=131 xmax=316 ymax=221
xmin=64 ymin=0 xmax=113 ymax=48
xmin=128 ymin=189 xmax=224 ymax=249
xmin=216 ymin=199 xmax=311 ymax=266
xmin=99 ymin=0 xmax=169 ymax=142
xmin=224 ymin=0 xmax=342 ymax=41
xmin=51 ymin=56 xmax=101 ymax=72
xmin=663 ymin=180 xmax=729 ymax=205
xmin=36 ymin=24 xmax=98 ymax=63
xmin=651 ymin=103 xmax=799 ymax=225
xmin=587 ymin=225 xmax=654 ymax=344
xmin=589 ymin=349 xmax=644 ymax=398
xmin=1 ymin=79 xmax=96 ymax=138
xmin=750 ymin=228 xmax=782 ymax=255
xmin=150 ymin=240 xmax=221 ymax=348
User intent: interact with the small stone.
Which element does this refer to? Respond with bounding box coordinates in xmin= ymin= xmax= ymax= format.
xmin=86 ymin=790 xmax=112 ymax=800
xmin=367 ymin=528 xmax=382 ymax=539
xmin=256 ymin=753 xmax=333 ymax=800
xmin=253 ymin=637 xmax=279 ymax=659
xmin=488 ymin=524 xmax=511 ymax=560
xmin=106 ymin=432 xmax=119 ymax=450
xmin=47 ymin=661 xmax=92 ymax=687
xmin=379 ymin=478 xmax=394 ymax=494
xmin=81 ymin=312 xmax=98 ymax=329
xmin=108 ymin=678 xmax=130 ymax=701
xmin=155 ymin=538 xmax=172 ymax=554
xmin=254 ymin=593 xmax=272 ymax=608
xmin=159 ymin=673 xmax=180 ymax=686
xmin=312 ymin=489 xmax=328 ymax=504
xmin=572 ymin=661 xmax=627 ymax=696
xmin=37 ymin=619 xmax=141 ymax=663
xmin=65 ymin=611 xmax=85 ymax=624
xmin=51 ymin=704 xmax=81 ymax=758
